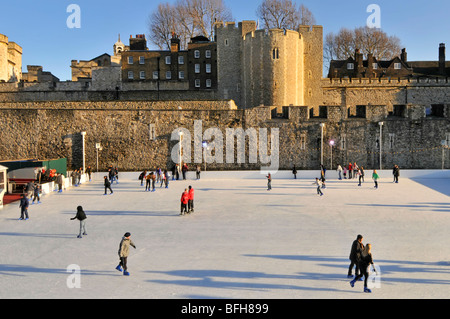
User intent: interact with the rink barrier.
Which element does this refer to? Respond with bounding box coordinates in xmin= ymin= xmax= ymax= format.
xmin=92 ymin=169 xmax=450 ymax=180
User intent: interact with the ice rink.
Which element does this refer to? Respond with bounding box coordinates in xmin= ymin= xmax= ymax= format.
xmin=0 ymin=170 xmax=449 ymax=300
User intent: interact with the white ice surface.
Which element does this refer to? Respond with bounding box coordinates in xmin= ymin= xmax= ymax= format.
xmin=0 ymin=170 xmax=449 ymax=299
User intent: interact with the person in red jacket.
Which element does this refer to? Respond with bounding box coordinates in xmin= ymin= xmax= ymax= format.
xmin=180 ymin=188 xmax=189 ymax=215
xmin=188 ymin=185 xmax=194 ymax=213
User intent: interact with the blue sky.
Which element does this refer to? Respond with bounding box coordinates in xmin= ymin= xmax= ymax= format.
xmin=1 ymin=0 xmax=449 ymax=81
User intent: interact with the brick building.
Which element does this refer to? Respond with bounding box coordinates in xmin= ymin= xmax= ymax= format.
xmin=121 ymin=34 xmax=217 ymax=91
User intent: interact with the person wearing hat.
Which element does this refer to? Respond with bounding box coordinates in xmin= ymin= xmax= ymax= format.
xmin=70 ymin=205 xmax=87 ymax=238
xmin=116 ymin=232 xmax=136 ymax=276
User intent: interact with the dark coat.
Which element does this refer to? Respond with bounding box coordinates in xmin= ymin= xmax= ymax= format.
xmin=349 ymin=239 xmax=364 ymax=262
xmin=71 ymin=208 xmax=87 ymax=221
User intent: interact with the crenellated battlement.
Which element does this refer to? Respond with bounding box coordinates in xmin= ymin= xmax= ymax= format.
xmin=321 ymin=77 xmax=450 ymax=87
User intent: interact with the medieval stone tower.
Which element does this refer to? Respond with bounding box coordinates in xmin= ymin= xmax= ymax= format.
xmin=215 ymin=21 xmax=323 ymax=109
xmin=0 ymin=34 xmax=22 ymax=82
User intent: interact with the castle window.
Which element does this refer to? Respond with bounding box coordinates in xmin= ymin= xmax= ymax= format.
xmin=272 ymin=48 xmax=279 ymax=60
xmin=194 ymin=50 xmax=200 ymax=58
xmin=205 ymin=50 xmax=211 ymax=58
xmin=347 ymin=63 xmax=354 ymax=70
xmin=225 ymin=39 xmax=229 ymax=46
xmin=389 ymin=133 xmax=395 ymax=149
xmin=206 ymin=79 xmax=212 ymax=88
xmin=394 ymin=63 xmax=402 ymax=70
xmin=139 ymin=71 xmax=145 ymax=80
xmin=300 ymin=134 xmax=306 ymax=150
xmin=389 ymin=105 xmax=406 ymax=117
xmin=195 ymin=64 xmax=200 ymax=73
xmin=427 ymin=104 xmax=445 ymax=117
xmin=139 ymin=56 xmax=145 ymax=65
xmin=195 ymin=79 xmax=201 ymax=88
xmin=152 ymin=71 xmax=159 ymax=80
xmin=165 ymin=56 xmax=171 ymax=64
xmin=178 ymin=56 xmax=184 ymax=64
xmin=340 ymin=135 xmax=346 ymax=150
xmin=166 ymin=71 xmax=172 ymax=80
xmin=128 ymin=56 xmax=133 ymax=64
xmin=128 ymin=71 xmax=134 ymax=80
xmin=179 ymin=71 xmax=185 ymax=80
xmin=373 ymin=63 xmax=378 ymax=69
xmin=206 ymin=64 xmax=211 ymax=73
xmin=149 ymin=124 xmax=156 ymax=141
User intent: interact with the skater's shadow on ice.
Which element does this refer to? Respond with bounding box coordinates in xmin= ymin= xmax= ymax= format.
xmin=0 ymin=264 xmax=114 ymax=277
xmin=145 ymin=269 xmax=342 ymax=292
xmin=61 ymin=210 xmax=177 ymax=217
xmin=0 ymin=232 xmax=75 ymax=239
xmin=346 ymin=202 xmax=450 ymax=212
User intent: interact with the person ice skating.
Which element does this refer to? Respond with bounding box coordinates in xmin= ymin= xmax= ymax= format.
xmin=314 ymin=178 xmax=323 ymax=196
xmin=31 ymin=182 xmax=41 ymax=204
xmin=25 ymin=181 xmax=34 ymax=200
xmin=372 ymin=170 xmax=379 ymax=189
xmin=116 ymin=232 xmax=136 ymax=276
xmin=139 ymin=170 xmax=146 ymax=186
xmin=164 ymin=170 xmax=169 ymax=188
xmin=151 ymin=171 xmax=156 ymax=191
xmin=350 ymin=243 xmax=376 ymax=293
xmin=104 ymin=176 xmax=113 ymax=195
xmin=56 ymin=173 xmax=64 ymax=192
xmin=196 ymin=165 xmax=201 ymax=180
xmin=180 ymin=188 xmax=189 ymax=215
xmin=266 ymin=173 xmax=272 ymax=190
xmin=320 ymin=169 xmax=326 ymax=188
xmin=357 ymin=167 xmax=365 ymax=186
xmin=348 ymin=234 xmax=364 ymax=278
xmin=292 ymin=166 xmax=297 ymax=179
xmin=348 ymin=162 xmax=353 ymax=179
xmin=71 ymin=206 xmax=87 ymax=238
xmin=188 ymin=185 xmax=194 ymax=213
xmin=19 ymin=194 xmax=29 ymax=220
xmin=393 ymin=164 xmax=400 ymax=183
xmin=86 ymin=166 xmax=92 ymax=181
xmin=145 ymin=171 xmax=152 ymax=191
xmin=337 ymin=164 xmax=343 ymax=180
xmin=182 ymin=163 xmax=188 ymax=180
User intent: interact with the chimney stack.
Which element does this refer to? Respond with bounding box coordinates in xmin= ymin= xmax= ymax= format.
xmin=439 ymin=43 xmax=446 ymax=75
xmin=401 ymin=48 xmax=407 ymax=62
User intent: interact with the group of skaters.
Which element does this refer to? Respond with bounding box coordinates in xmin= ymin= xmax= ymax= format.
xmin=305 ymin=163 xmax=401 ymax=196
xmin=139 ymin=168 xmax=170 ymax=191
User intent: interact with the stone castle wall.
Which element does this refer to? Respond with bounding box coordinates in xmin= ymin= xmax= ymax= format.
xmin=1 ymin=100 xmax=449 ymax=172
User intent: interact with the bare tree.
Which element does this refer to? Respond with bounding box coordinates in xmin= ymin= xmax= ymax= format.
xmin=148 ymin=0 xmax=233 ymax=50
xmin=256 ymin=0 xmax=315 ymax=31
xmin=324 ymin=26 xmax=402 ymax=68
xmin=147 ymin=3 xmax=179 ymax=50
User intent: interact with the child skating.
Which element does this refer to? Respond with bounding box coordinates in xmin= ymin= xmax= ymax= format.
xmin=116 ymin=232 xmax=136 ymax=276
xmin=314 ymin=178 xmax=324 ymax=196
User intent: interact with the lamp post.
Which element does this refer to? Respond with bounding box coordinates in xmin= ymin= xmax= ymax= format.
xmin=320 ymin=123 xmax=325 ymax=165
xmin=81 ymin=131 xmax=86 ymax=175
xmin=95 ymin=142 xmax=102 ymax=173
xmin=329 ymin=140 xmax=335 ymax=170
xmin=378 ymin=122 xmax=383 ymax=170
